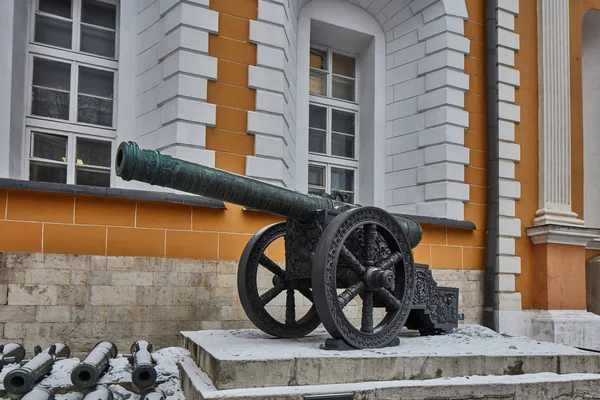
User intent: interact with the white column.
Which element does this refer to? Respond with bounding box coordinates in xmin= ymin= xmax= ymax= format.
xmin=0 ymin=1 xmax=15 ymax=178
xmin=534 ymin=0 xmax=583 ymax=227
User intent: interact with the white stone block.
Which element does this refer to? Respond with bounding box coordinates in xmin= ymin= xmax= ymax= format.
xmin=135 ymin=87 xmax=158 ymax=117
xmin=425 ymin=32 xmax=470 ymax=55
xmin=424 ymin=143 xmax=470 ymax=165
xmin=137 ymin=1 xmax=160 ymax=34
xmin=385 ymin=169 xmax=418 ymax=189
xmin=392 ymin=149 xmax=424 ymax=171
xmin=386 ymin=61 xmax=419 ymax=86
xmin=498 ymin=83 xmax=515 ymax=102
xmin=425 ymin=106 xmax=469 ymax=128
xmin=160 ymin=98 xmax=216 ymax=126
xmin=425 ymin=182 xmax=469 ymax=201
xmin=391 ymin=14 xmax=424 ymax=41
xmin=386 ymin=133 xmax=419 ymax=156
xmin=495 ymin=292 xmax=522 ymax=311
xmin=163 ymin=3 xmax=218 ymax=34
xmin=255 ymin=135 xmax=284 ymax=160
xmin=392 ymin=42 xmax=426 ymax=68
xmin=386 ymin=190 xmax=394 ymax=207
xmin=159 ymin=27 xmax=209 ymax=60
xmin=417 ymin=162 xmax=464 ymax=183
xmin=410 ymin=0 xmax=438 ymax=14
xmin=387 ymin=86 xmax=394 ymax=104
xmin=159 ymin=0 xmax=209 ymax=16
xmin=418 ymin=50 xmax=464 ymax=75
xmin=250 ymin=20 xmax=285 ymax=49
xmin=498 ymin=47 xmax=515 ymax=67
xmin=249 ymin=66 xmax=285 ymax=93
xmin=498 ymin=0 xmax=519 ymax=15
xmin=499 ymin=216 xmax=521 ymax=237
xmin=160 ymin=145 xmax=215 ymax=167
xmin=162 ymin=50 xmax=217 ymax=80
xmin=386 ymin=121 xmax=394 ymax=139
xmin=496 ymin=273 xmax=516 ymax=292
xmin=382 ymin=6 xmax=413 ymax=33
xmin=418 ymin=125 xmax=464 ymax=147
xmin=422 ymin=1 xmax=444 ymax=23
xmin=258 ymin=0 xmax=286 ymax=25
xmin=257 ymin=45 xmax=285 ymax=70
xmin=417 ymin=87 xmax=464 ymax=111
xmin=256 ymin=90 xmax=284 ymax=115
xmin=247 ymin=111 xmax=284 ymax=138
xmin=137 ymin=21 xmax=164 ymax=54
xmin=499 ymin=198 xmax=516 ymax=217
xmin=499 ymin=120 xmax=515 ymax=141
xmin=498 ymin=28 xmax=520 ymax=51
xmin=139 ymin=0 xmax=155 ymax=13
xmin=498 ymin=65 xmax=520 ymax=87
xmin=393 ymin=186 xmax=425 ymax=205
xmin=417 ymin=200 xmax=465 ymax=220
xmin=386 ymin=156 xmax=393 ymax=173
xmin=386 ymin=97 xmax=418 ymax=121
xmin=497 ymin=9 xmax=515 ymax=31
xmin=246 ymin=156 xmax=284 ymax=182
xmin=386 ymin=204 xmax=418 ymax=215
xmin=136 ymin=64 xmax=162 ymax=95
xmin=393 ymin=77 xmax=425 ymax=101
xmin=387 ymin=31 xmax=419 ymax=54
xmin=137 ymin=121 xmax=207 ymax=150
xmin=137 ymin=45 xmax=159 ymax=75
xmin=499 ymin=179 xmax=520 ymax=199
xmin=425 ymin=69 xmax=469 ymax=91
xmin=499 ymin=160 xmax=515 ymax=179
xmin=496 ymin=256 xmax=521 ymax=275
xmin=380 ymin=0 xmax=411 ymax=19
xmin=393 ymin=114 xmax=426 ymax=136
xmin=418 ymin=16 xmax=464 ymax=41
xmin=442 ymin=0 xmax=469 ymax=18
xmin=498 ymin=237 xmax=515 ymax=255
xmin=499 ymin=141 xmax=520 ymax=162
xmin=135 ymin=109 xmax=162 ymax=137
xmin=499 ymin=102 xmax=521 ymax=123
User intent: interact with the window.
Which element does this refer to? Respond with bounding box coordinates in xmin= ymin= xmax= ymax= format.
xmin=25 ymin=0 xmax=118 ymax=187
xmin=308 ymin=45 xmax=358 ymax=202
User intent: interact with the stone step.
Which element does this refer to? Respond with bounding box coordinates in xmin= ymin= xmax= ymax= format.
xmin=178 ymin=357 xmax=600 ymax=400
xmin=179 ymin=326 xmax=600 ymax=391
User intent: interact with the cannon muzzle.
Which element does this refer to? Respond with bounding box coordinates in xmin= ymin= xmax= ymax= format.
xmin=71 ymin=341 xmax=118 ymax=390
xmin=128 ymin=340 xmax=156 ymax=389
xmin=3 ymin=342 xmax=70 ymax=394
xmin=115 ymin=142 xmax=422 ymax=248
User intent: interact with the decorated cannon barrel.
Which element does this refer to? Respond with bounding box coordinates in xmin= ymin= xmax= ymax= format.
xmin=115 ymin=142 xmax=455 ymax=349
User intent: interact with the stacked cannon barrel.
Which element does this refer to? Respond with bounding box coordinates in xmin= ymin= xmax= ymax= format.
xmin=0 ymin=340 xmax=161 ymax=399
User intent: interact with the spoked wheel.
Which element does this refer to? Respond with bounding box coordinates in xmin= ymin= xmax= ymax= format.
xmin=238 ymin=222 xmax=321 ymax=338
xmin=312 ymin=207 xmax=416 ymax=349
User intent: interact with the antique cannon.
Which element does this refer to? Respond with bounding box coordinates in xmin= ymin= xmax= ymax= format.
xmin=127 ymin=340 xmax=157 ymax=388
xmin=115 ymin=141 xmax=455 ymax=349
xmin=82 ymin=385 xmax=114 ymax=400
xmin=141 ymin=389 xmax=166 ymax=400
xmin=20 ymin=387 xmax=54 ymax=400
xmin=71 ymin=341 xmax=118 ymax=389
xmin=0 ymin=342 xmax=26 ymax=371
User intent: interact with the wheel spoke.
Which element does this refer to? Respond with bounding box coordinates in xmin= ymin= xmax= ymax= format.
xmin=339 ymin=246 xmax=367 ymax=276
xmin=377 ymin=252 xmax=402 ymax=270
xmin=361 ymin=292 xmax=374 ymax=333
xmin=298 ymin=287 xmax=314 ymax=303
xmin=376 ymin=288 xmax=402 ymax=310
xmin=338 ymin=281 xmax=365 ymax=309
xmin=260 ymin=284 xmax=284 ymax=306
xmin=285 ymin=289 xmax=296 ymax=324
xmin=363 ymin=224 xmax=378 ymax=268
xmin=259 ymin=255 xmax=285 ymax=276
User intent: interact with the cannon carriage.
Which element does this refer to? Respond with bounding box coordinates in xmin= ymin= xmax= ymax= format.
xmin=115 ymin=141 xmax=458 ymax=350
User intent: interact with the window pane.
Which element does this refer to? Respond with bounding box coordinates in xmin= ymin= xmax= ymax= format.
xmin=332 ymin=134 xmax=355 ymax=158
xmin=331 ymin=168 xmax=354 ymax=191
xmin=310 ymin=49 xmax=327 ymax=70
xmin=30 ymin=161 xmax=67 ymax=184
xmin=76 ymin=138 xmax=111 ymax=167
xmin=76 ymin=168 xmax=110 ymax=187
xmin=309 ymin=70 xmax=327 ymax=96
xmin=332 ymin=53 xmax=355 ymax=78
xmin=80 ymin=25 xmax=116 ymax=58
xmin=82 ymin=0 xmax=116 ymax=29
xmin=32 ymin=132 xmax=67 ymax=162
xmin=34 ymin=14 xmax=72 ymax=49
xmin=33 ymin=58 xmax=71 ymax=91
xmin=309 ymin=129 xmax=326 ymax=154
xmin=332 ymin=110 xmax=355 ymax=135
xmin=332 ymin=75 xmax=355 ymax=102
xmin=79 ymin=67 xmax=114 ymax=98
xmin=308 ymin=165 xmax=325 ymax=187
xmin=32 ymin=87 xmax=70 ymax=120
xmin=308 ymin=188 xmax=326 ymax=196
xmin=38 ymin=0 xmax=72 ymax=19
xmin=77 ymin=95 xmax=113 ymax=126
xmin=309 ymin=105 xmax=326 ymax=130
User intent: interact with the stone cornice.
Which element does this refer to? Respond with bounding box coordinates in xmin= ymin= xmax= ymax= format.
xmin=525 ymin=224 xmax=600 ymax=246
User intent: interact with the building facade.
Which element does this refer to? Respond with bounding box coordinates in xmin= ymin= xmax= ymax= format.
xmin=0 ymin=0 xmax=599 ymax=353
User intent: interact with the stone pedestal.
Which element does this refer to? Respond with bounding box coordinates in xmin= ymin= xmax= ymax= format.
xmin=531 ymin=310 xmax=600 ymax=350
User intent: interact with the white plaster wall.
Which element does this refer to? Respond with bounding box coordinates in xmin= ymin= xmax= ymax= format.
xmin=0 ymin=1 xmax=16 ymax=179
xmin=582 ymin=10 xmax=600 ymax=229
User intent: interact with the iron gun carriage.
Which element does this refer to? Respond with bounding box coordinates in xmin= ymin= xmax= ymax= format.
xmin=115 ymin=142 xmax=458 ymax=349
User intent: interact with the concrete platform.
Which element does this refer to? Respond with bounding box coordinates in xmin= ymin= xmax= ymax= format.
xmin=180 ymin=325 xmax=600 ymax=391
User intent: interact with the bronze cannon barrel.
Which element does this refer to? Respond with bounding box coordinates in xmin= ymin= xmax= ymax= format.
xmin=115 ymin=141 xmax=422 ymax=248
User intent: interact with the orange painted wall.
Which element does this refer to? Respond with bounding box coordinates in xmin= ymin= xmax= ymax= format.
xmin=514 ymin=0 xmax=539 ymax=310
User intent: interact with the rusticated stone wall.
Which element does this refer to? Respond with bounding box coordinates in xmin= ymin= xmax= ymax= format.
xmin=0 ymin=252 xmax=483 ymax=357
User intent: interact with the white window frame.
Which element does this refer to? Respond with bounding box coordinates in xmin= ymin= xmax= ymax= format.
xmin=308 ymin=44 xmax=359 ymax=201
xmin=23 ymin=0 xmax=120 ymax=186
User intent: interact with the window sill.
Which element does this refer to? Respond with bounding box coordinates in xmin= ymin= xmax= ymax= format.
xmin=0 ymin=178 xmax=226 ymax=209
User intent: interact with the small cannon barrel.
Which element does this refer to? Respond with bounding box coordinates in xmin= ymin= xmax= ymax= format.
xmin=71 ymin=341 xmax=118 ymax=390
xmin=129 ymin=340 xmax=157 ymax=389
xmin=82 ymin=385 xmax=114 ymax=400
xmin=3 ymin=342 xmax=70 ymax=394
xmin=20 ymin=387 xmax=54 ymax=400
xmin=141 ymin=389 xmax=166 ymax=400
xmin=115 ymin=142 xmax=422 ymax=248
xmin=0 ymin=342 xmax=26 ymax=370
